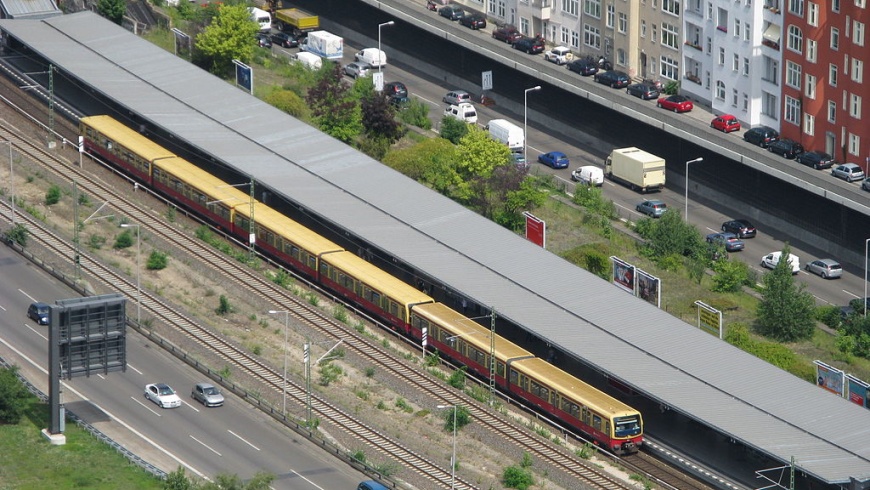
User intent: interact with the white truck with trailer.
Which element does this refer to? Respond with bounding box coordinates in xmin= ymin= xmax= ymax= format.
xmin=300 ymin=30 xmax=344 ymax=60
xmin=604 ymin=147 xmax=666 ymax=193
xmin=486 ymin=119 xmax=524 ymax=152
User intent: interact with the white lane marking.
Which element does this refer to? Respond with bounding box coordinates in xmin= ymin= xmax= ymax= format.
xmin=190 ymin=435 xmax=222 ymax=456
xmin=844 ymin=290 xmax=861 ymax=299
xmin=227 ymin=430 xmax=260 ymax=451
xmin=0 ymin=304 xmax=6 ymax=311
xmin=23 ymin=324 xmax=47 ymax=340
xmin=0 ymin=336 xmax=206 ymax=479
xmin=132 ymin=396 xmax=163 ymax=416
xmin=19 ymin=289 xmax=38 ymax=303
xmin=287 ymin=468 xmax=330 ymax=490
xmin=126 ymin=364 xmax=143 ymax=375
xmin=414 ymin=94 xmax=440 ymax=108
xmin=184 ymin=401 xmax=199 ymax=413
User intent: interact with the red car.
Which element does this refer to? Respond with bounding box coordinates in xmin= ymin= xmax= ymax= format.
xmin=656 ymin=95 xmax=693 ymax=113
xmin=492 ymin=25 xmax=522 ymax=43
xmin=711 ymin=114 xmax=741 ymax=133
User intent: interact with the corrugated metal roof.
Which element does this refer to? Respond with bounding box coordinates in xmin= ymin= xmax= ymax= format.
xmin=0 ymin=0 xmax=60 ymax=19
xmin=2 ymin=11 xmax=870 ymax=484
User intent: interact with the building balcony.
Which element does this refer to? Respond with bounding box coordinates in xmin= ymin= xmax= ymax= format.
xmin=684 ymin=41 xmax=703 ymax=51
xmin=685 ymin=73 xmax=702 ymax=85
xmin=761 ymin=38 xmax=780 ymax=51
xmin=531 ymin=0 xmax=551 ymax=20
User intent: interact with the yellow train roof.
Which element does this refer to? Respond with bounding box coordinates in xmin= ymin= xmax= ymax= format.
xmin=323 ymin=251 xmax=433 ymax=305
xmin=412 ymin=303 xmax=533 ymax=360
xmin=152 ymin=157 xmax=240 ymax=201
xmin=235 ymin=203 xmax=344 ymax=255
xmin=81 ymin=115 xmax=176 ymax=162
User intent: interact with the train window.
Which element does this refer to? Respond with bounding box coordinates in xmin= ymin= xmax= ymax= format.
xmin=509 ymin=369 xmax=519 ymax=386
xmin=581 ymin=406 xmax=589 ymax=424
xmin=530 ymin=380 xmax=549 ymax=402
xmin=560 ymin=399 xmax=580 ymax=418
xmin=319 ymin=261 xmax=331 ymax=276
xmin=592 ymin=414 xmax=602 ymax=431
xmin=496 ymin=361 xmax=506 ymax=377
xmin=604 ymin=420 xmax=611 ymax=436
xmin=388 ymin=300 xmax=400 ymax=319
xmin=286 ymin=244 xmax=300 ymax=259
xmin=307 ymin=255 xmax=317 ymax=270
xmin=469 ymin=347 xmax=486 ymax=365
xmin=105 ymin=141 xmax=113 ymax=151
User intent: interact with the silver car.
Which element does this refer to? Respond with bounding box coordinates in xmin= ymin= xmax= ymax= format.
xmin=191 ymin=382 xmax=225 ymax=407
xmin=805 ymin=259 xmax=842 ymax=279
xmin=831 ymin=163 xmax=866 ymax=182
xmin=443 ymin=90 xmax=471 ymax=105
xmin=635 ymin=199 xmax=668 ymax=218
xmin=344 ymin=62 xmax=372 ymax=79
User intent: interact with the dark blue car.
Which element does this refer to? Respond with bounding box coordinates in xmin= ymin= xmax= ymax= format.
xmin=538 ymin=151 xmax=569 ymax=169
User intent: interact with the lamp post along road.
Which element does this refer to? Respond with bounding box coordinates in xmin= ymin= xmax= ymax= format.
xmin=437 ymin=404 xmax=457 ymax=490
xmin=2 ymin=141 xmax=14 ymax=224
xmin=377 ymin=21 xmax=395 ymax=75
xmin=684 ymin=157 xmax=704 ymax=221
xmin=864 ymin=238 xmax=869 ymax=318
xmin=120 ymin=223 xmax=140 ymax=325
xmin=268 ymin=310 xmax=290 ymax=414
xmin=523 ymin=86 xmax=542 ymax=163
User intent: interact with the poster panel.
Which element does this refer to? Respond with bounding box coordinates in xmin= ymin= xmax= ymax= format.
xmin=635 ymin=269 xmax=661 ymax=308
xmin=610 ymin=256 xmax=635 ymax=294
xmin=524 ymin=212 xmax=545 ymax=248
xmin=815 ymin=361 xmax=845 ymax=396
xmin=846 ymin=374 xmax=870 ymax=408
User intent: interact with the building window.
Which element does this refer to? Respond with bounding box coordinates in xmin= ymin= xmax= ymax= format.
xmin=744 ymin=23 xmax=751 ymax=41
xmin=618 ymin=12 xmax=627 ymax=33
xmin=833 ymin=0 xmax=840 ymax=12
xmin=706 ymin=70 xmax=711 ymax=88
xmin=789 ymin=0 xmax=805 ymax=16
xmin=853 ymin=58 xmax=864 ymax=82
xmin=743 ymin=57 xmax=750 ymax=75
xmin=572 ymin=30 xmax=580 ymax=47
xmin=498 ymin=0 xmax=506 ymax=16
xmin=707 ymin=36 xmax=712 ymax=53
xmin=804 ymin=113 xmax=815 ymax=136
xmin=805 ymin=74 xmax=816 ymax=99
xmin=785 ymin=96 xmax=801 ymax=124
xmin=561 ymin=27 xmax=570 ymax=44
xmin=707 ymin=1 xmax=713 ymax=18
xmin=584 ymin=24 xmax=601 ymax=48
xmin=831 ymin=27 xmax=839 ymax=50
xmin=851 ymin=93 xmax=862 ymax=118
xmin=617 ymin=48 xmax=626 ymax=65
xmin=718 ymin=47 xmax=725 ymax=65
xmin=857 ymin=0 xmax=866 ymax=8
xmin=641 ymin=20 xmax=647 ymax=37
xmin=584 ymin=0 xmax=601 ymax=18
xmin=743 ymin=93 xmax=749 ymax=111
xmin=732 ymin=89 xmax=738 ymax=106
xmin=652 ymin=24 xmax=657 ymax=42
xmin=764 ymin=57 xmax=779 ymax=84
xmin=786 ymin=61 xmax=802 ymax=88
xmin=660 ymin=55 xmax=679 ymax=79
xmin=717 ymin=8 xmax=728 ymax=31
xmin=788 ymin=26 xmax=803 ymax=53
xmin=849 ymin=134 xmax=861 ymax=155
xmin=733 ymin=53 xmax=740 ymax=71
xmin=828 ymin=101 xmax=837 ymax=122
xmin=662 ymin=23 xmax=680 ymax=49
xmin=606 ymin=4 xmax=614 ymax=27
xmin=663 ymin=0 xmax=681 ymax=15
xmin=563 ymin=0 xmax=579 ymax=16
xmin=808 ymin=2 xmax=818 ymax=25
xmin=734 ymin=19 xmax=741 ymax=38
xmin=716 ymin=80 xmax=726 ymax=99
xmin=855 ymin=21 xmax=865 ymax=47
xmin=806 ymin=39 xmax=817 ymax=62
xmin=830 ymin=64 xmax=838 ymax=86
xmin=520 ymin=17 xmax=530 ymax=34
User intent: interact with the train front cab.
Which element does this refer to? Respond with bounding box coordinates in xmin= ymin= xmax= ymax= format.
xmin=80 ymin=115 xmax=170 ymax=185
xmin=319 ymin=251 xmax=433 ymax=333
xmin=507 ymin=358 xmax=642 ymax=455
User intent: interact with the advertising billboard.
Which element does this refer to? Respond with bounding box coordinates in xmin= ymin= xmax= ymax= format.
xmin=524 ymin=212 xmax=546 ymax=248
xmin=694 ymin=301 xmax=722 ymax=338
xmin=610 ymin=256 xmax=635 ymax=294
xmin=846 ymin=375 xmax=870 ymax=408
xmin=635 ymin=269 xmax=661 ymax=308
xmin=815 ymin=361 xmax=845 ymax=396
xmin=233 ymin=60 xmax=253 ymax=94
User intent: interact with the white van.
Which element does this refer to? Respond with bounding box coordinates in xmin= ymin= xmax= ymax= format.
xmin=249 ymin=7 xmax=272 ymax=32
xmin=761 ymin=251 xmax=800 ymax=274
xmin=486 ymin=119 xmax=524 ymax=152
xmin=571 ymin=166 xmax=604 ymax=186
xmin=294 ymin=51 xmax=322 ymax=70
xmin=443 ymin=103 xmax=477 ymax=124
xmin=355 ymin=48 xmax=387 ymax=68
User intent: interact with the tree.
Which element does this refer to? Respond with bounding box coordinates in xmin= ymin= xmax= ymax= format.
xmin=635 ymin=210 xmax=704 ymax=265
xmin=0 ymin=366 xmax=31 ymax=424
xmin=756 ymin=244 xmax=816 ymax=342
xmin=455 ymin=127 xmax=511 ymax=180
xmin=195 ymin=4 xmax=258 ymax=76
xmin=163 ymin=467 xmax=195 ymax=490
xmin=306 ymin=64 xmax=363 ymax=143
xmin=442 ymin=405 xmax=471 ymax=432
xmin=147 ymin=250 xmax=169 ymax=270
xmin=97 ymin=0 xmax=126 ymax=25
xmin=711 ymin=256 xmax=749 ymax=293
xmin=383 ymin=137 xmax=459 ymax=187
xmin=113 ymin=230 xmax=133 ymax=249
xmin=263 ymin=88 xmax=309 ymax=119
xmin=199 ymin=472 xmax=274 ymax=490
xmin=439 ymin=117 xmax=469 ymax=144
xmin=360 ymin=93 xmax=403 ymax=143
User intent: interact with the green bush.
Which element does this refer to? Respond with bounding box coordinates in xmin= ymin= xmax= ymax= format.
xmin=398 ymin=99 xmax=432 ymax=130
xmin=216 ymin=294 xmax=232 ymax=315
xmin=88 ymin=234 xmax=106 ymax=250
xmin=45 ymin=184 xmax=61 ymax=205
xmin=447 ymin=367 xmax=466 ymax=389
xmin=146 ymin=250 xmax=168 ymax=270
xmin=711 ymin=257 xmax=749 ymax=292
xmin=5 ymin=223 xmax=27 ymax=246
xmin=113 ymin=230 xmax=133 ymax=249
xmin=502 ymin=466 xmax=534 ymax=490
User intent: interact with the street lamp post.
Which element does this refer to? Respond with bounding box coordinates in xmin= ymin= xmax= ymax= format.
xmin=2 ymin=141 xmax=13 ymax=224
xmin=268 ymin=310 xmax=290 ymax=414
xmin=684 ymin=157 xmax=704 ymax=221
xmin=120 ymin=223 xmax=140 ymax=325
xmin=523 ymin=86 xmax=542 ymax=163
xmin=864 ymin=238 xmax=869 ymax=318
xmin=437 ymin=404 xmax=457 ymax=490
xmin=377 ymin=21 xmax=395 ymax=76
xmin=304 ymin=339 xmax=344 ymax=427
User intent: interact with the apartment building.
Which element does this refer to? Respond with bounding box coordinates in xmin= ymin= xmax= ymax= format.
xmin=781 ymin=0 xmax=869 ymax=162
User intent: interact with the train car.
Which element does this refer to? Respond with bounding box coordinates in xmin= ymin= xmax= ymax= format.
xmin=318 ymin=251 xmax=433 ymax=332
xmin=233 ymin=203 xmax=344 ymax=279
xmin=508 ymin=357 xmax=643 ymax=454
xmin=80 ymin=115 xmax=173 ymax=185
xmin=410 ymin=303 xmax=533 ymax=385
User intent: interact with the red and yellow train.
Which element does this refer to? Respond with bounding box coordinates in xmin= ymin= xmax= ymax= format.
xmin=80 ymin=115 xmax=643 ymax=454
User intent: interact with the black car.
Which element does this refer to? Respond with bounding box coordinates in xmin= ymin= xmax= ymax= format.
xmin=438 ymin=5 xmax=465 ymax=20
xmin=459 ymin=13 xmax=487 ymax=29
xmin=512 ymin=37 xmax=545 ymax=54
xmin=255 ymin=34 xmax=272 ymax=49
xmin=626 ymin=83 xmax=659 ymax=100
xmin=767 ymin=138 xmax=804 ymax=159
xmin=721 ymin=219 xmax=757 ymax=238
xmin=743 ymin=126 xmax=779 ymax=148
xmin=593 ymin=70 xmax=630 ymax=88
xmin=566 ymin=58 xmax=598 ymax=76
xmin=383 ymin=81 xmax=408 ymax=98
xmin=270 ymin=32 xmax=299 ymax=48
xmin=795 ymin=151 xmax=835 ymax=169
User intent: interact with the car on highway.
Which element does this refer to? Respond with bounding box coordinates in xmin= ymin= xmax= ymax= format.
xmin=255 ymin=33 xmax=272 ymax=49
xmin=343 ymin=62 xmax=371 ymax=79
xmin=593 ymin=70 xmax=630 ymax=88
xmin=721 ymin=219 xmax=757 ymax=238
xmin=571 ymin=165 xmax=604 ymax=186
xmin=443 ymin=90 xmax=471 ymax=105
xmin=804 ymin=258 xmax=843 ymax=279
xmin=761 ymin=251 xmax=800 ymax=274
xmin=512 ymin=36 xmax=545 ymax=54
xmin=795 ymin=151 xmax=835 ymax=170
xmin=491 ymin=25 xmax=522 ymax=43
xmin=270 ymin=32 xmax=300 ymax=48
xmin=656 ymin=95 xmax=693 ymax=113
xmin=705 ymin=232 xmax=745 ymax=252
xmin=27 ymin=302 xmax=50 ymax=325
xmin=743 ymin=126 xmax=779 ymax=148
xmin=191 ymin=382 xmax=225 ymax=407
xmin=710 ymin=114 xmax=741 ymax=133
xmin=383 ymin=81 xmax=408 ymax=99
xmin=459 ymin=13 xmax=487 ymax=29
xmin=831 ymin=163 xmax=866 ymax=182
xmin=357 ymin=481 xmax=389 ymax=490
xmin=635 ymin=199 xmax=668 ymax=218
xmin=863 ymin=177 xmax=870 ymax=191
xmin=766 ymin=138 xmax=804 ymax=159
xmin=511 ymin=153 xmax=528 ymax=168
xmin=538 ymin=151 xmax=569 ymax=169
xmin=566 ymin=58 xmax=599 ymax=76
xmin=443 ymin=102 xmax=477 ymax=123
xmin=439 ymin=5 xmax=465 ymax=20
xmin=544 ymin=46 xmax=573 ymax=65
xmin=625 ymin=83 xmax=659 ymax=100
xmin=144 ymin=383 xmax=182 ymax=409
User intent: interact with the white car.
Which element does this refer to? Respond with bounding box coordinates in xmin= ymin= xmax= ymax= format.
xmin=144 ymin=383 xmax=182 ymax=408
xmin=443 ymin=103 xmax=477 ymax=124
xmin=544 ymin=46 xmax=574 ymax=65
xmin=760 ymin=251 xmax=800 ymax=275
xmin=571 ymin=166 xmax=604 ymax=186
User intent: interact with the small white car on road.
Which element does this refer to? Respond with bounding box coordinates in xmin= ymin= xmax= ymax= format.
xmin=144 ymin=383 xmax=182 ymax=409
xmin=443 ymin=103 xmax=478 ymax=124
xmin=544 ymin=46 xmax=574 ymax=65
xmin=760 ymin=251 xmax=800 ymax=274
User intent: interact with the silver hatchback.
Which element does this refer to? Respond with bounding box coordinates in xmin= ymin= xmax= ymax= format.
xmin=191 ymin=382 xmax=225 ymax=407
xmin=443 ymin=90 xmax=471 ymax=105
xmin=831 ymin=163 xmax=866 ymax=182
xmin=805 ymin=259 xmax=842 ymax=279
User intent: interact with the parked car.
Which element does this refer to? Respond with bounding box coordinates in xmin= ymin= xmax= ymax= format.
xmin=636 ymin=199 xmax=668 ymax=218
xmin=805 ymin=259 xmax=843 ymax=279
xmin=443 ymin=90 xmax=471 ymax=105
xmin=512 ymin=36 xmax=545 ymax=54
xmin=492 ymin=25 xmax=522 ymax=43
xmin=743 ymin=126 xmax=779 ymax=148
xmin=705 ymin=232 xmax=745 ymax=252
xmin=767 ymin=138 xmax=804 ymax=159
xmin=710 ymin=114 xmax=741 ymax=133
xmin=761 ymin=251 xmax=800 ymax=274
xmin=566 ymin=58 xmax=599 ymax=76
xmin=438 ymin=5 xmax=465 ymax=20
xmin=538 ymin=151 xmax=569 ymax=169
xmin=626 ymin=83 xmax=659 ymax=100
xmin=721 ymin=219 xmax=757 ymax=238
xmin=656 ymin=95 xmax=693 ymax=113
xmin=593 ymin=70 xmax=630 ymax=88
xmin=795 ymin=151 xmax=835 ymax=169
xmin=270 ymin=32 xmax=299 ymax=48
xmin=831 ymin=163 xmax=866 ymax=182
xmin=544 ymin=46 xmax=574 ymax=65
xmin=443 ymin=102 xmax=478 ymax=123
xmin=389 ymin=95 xmax=410 ymax=109
xmin=191 ymin=382 xmax=225 ymax=407
xmin=459 ymin=13 xmax=487 ymax=29
xmin=255 ymin=33 xmax=272 ymax=49
xmin=862 ymin=177 xmax=870 ymax=191
xmin=383 ymin=81 xmax=408 ymax=99
xmin=27 ymin=302 xmax=50 ymax=325
xmin=144 ymin=383 xmax=182 ymax=409
xmin=344 ymin=62 xmax=372 ymax=79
